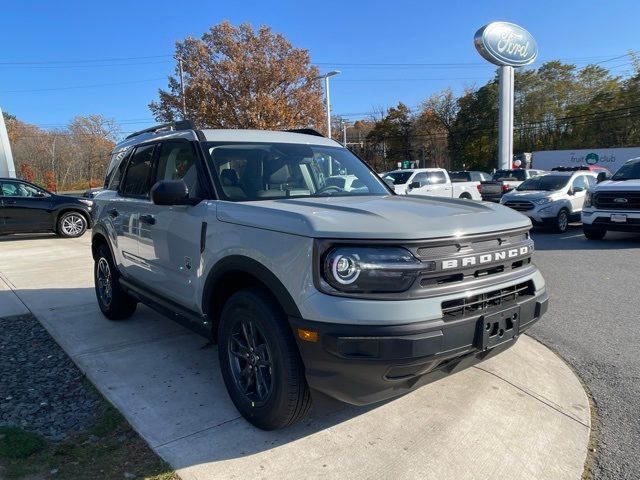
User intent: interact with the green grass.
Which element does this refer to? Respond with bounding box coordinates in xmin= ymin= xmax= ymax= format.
xmin=0 ymin=395 xmax=178 ymax=480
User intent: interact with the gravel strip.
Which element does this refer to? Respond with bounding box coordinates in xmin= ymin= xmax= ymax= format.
xmin=0 ymin=313 xmax=100 ymax=441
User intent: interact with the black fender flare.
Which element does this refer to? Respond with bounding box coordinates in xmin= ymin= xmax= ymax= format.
xmin=90 ymin=223 xmax=116 ymax=261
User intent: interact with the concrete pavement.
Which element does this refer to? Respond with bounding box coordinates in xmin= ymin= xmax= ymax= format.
xmin=0 ymin=233 xmax=591 ymax=480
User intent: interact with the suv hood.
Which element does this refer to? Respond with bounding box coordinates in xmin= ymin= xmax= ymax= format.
xmin=216 ymin=195 xmax=530 ymax=240
xmin=594 ymin=179 xmax=640 ymax=190
xmin=502 ymin=190 xmax=558 ymax=201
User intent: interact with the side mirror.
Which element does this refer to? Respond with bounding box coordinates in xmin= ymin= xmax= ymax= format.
xmin=35 ymin=191 xmax=46 ymax=198
xmin=572 ymin=186 xmax=585 ymax=194
xmin=383 ymin=178 xmax=395 ymax=189
xmin=597 ymin=172 xmax=607 ymax=183
xmin=151 ymin=180 xmax=191 ymax=206
xmin=409 ymin=181 xmax=422 ymax=189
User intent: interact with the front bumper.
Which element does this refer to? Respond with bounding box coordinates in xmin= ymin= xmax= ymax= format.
xmin=501 ymin=201 xmax=563 ymax=224
xmin=291 ymin=287 xmax=548 ymax=405
xmin=582 ymin=209 xmax=640 ymax=232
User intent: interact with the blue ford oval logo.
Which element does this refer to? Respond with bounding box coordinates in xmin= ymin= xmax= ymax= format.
xmin=474 ymin=22 xmax=538 ymax=67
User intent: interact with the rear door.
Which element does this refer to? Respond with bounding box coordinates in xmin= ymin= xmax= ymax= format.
xmin=0 ymin=180 xmax=53 ymax=232
xmin=135 ymin=140 xmax=209 ymax=309
xmin=425 ymin=170 xmax=452 ymax=197
xmin=113 ymin=143 xmax=157 ymax=276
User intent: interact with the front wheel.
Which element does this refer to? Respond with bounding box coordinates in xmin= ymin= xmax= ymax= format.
xmin=218 ymin=288 xmax=311 ymax=430
xmin=584 ymin=228 xmax=607 ymax=240
xmin=94 ymin=244 xmax=137 ymax=320
xmin=554 ymin=209 xmax=569 ymax=233
xmin=58 ymin=211 xmax=88 ymax=238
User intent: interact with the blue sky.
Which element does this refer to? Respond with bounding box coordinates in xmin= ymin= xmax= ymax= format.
xmin=1 ymin=0 xmax=639 ymax=136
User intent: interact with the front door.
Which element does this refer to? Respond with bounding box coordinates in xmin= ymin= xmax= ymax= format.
xmin=0 ymin=180 xmax=53 ymax=233
xmin=569 ymin=175 xmax=589 ymax=214
xmin=136 ymin=140 xmax=208 ymax=310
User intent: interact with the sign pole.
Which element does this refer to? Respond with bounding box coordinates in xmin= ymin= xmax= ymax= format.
xmin=0 ymin=107 xmax=16 ymax=178
xmin=498 ymin=65 xmax=514 ymax=171
xmin=474 ymin=22 xmax=537 ymax=172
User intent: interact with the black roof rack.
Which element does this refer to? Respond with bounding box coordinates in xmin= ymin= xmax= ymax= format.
xmin=125 ymin=120 xmax=196 ymax=140
xmin=285 ymin=128 xmax=325 ymax=137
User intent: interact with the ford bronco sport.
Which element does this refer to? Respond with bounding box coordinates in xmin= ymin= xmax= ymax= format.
xmin=91 ymin=121 xmax=548 ymax=430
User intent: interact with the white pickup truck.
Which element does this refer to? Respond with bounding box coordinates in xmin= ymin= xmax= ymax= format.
xmin=382 ymin=168 xmax=482 ymax=200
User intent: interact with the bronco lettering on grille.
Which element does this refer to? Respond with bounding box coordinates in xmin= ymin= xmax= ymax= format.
xmin=441 ymin=245 xmax=531 ymax=270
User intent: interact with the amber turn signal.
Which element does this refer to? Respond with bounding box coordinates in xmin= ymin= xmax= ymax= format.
xmin=298 ymin=328 xmax=319 ymax=342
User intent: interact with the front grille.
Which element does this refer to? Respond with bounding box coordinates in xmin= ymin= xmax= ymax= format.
xmin=416 ymin=231 xmax=528 ymax=259
xmin=503 ymin=200 xmax=535 ymax=211
xmin=594 ymin=191 xmax=640 ymax=210
xmin=441 ymin=281 xmax=535 ymax=320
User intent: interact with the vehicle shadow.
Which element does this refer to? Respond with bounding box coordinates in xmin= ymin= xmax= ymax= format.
xmin=7 ymin=286 xmax=390 ymax=468
xmin=0 ymin=233 xmax=60 ymax=242
xmin=530 ymin=224 xmax=640 ymax=251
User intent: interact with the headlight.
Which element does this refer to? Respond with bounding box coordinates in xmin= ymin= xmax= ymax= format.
xmin=584 ymin=192 xmax=593 ymax=208
xmin=78 ymin=199 xmax=93 ymax=207
xmin=533 ymin=197 xmax=552 ymax=205
xmin=322 ymin=247 xmax=427 ymax=293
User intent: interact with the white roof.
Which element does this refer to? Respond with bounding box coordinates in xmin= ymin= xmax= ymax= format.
xmin=201 ymin=129 xmax=341 ymax=147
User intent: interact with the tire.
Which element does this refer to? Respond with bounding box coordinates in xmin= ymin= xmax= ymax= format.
xmin=94 ymin=244 xmax=137 ymax=320
xmin=554 ymin=209 xmax=569 ymax=233
xmin=459 ymin=193 xmax=472 ymax=200
xmin=57 ymin=211 xmax=88 ymax=238
xmin=218 ymin=288 xmax=311 ymax=430
xmin=584 ymin=227 xmax=607 ymax=240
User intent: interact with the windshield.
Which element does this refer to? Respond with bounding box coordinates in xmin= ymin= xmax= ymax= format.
xmin=517 ymin=176 xmax=568 ymax=191
xmin=612 ymin=161 xmax=640 ymax=181
xmin=493 ymin=170 xmax=527 ymax=181
xmin=382 ymin=171 xmax=413 ymax=185
xmin=203 ymin=142 xmax=389 ymax=201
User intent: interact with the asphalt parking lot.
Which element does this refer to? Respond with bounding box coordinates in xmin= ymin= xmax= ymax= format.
xmin=0 ymin=233 xmax=591 ymax=480
xmin=528 ymin=226 xmax=640 ymax=480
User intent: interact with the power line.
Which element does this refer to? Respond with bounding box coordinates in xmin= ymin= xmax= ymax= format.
xmin=0 ymin=78 xmax=166 ymax=93
xmin=0 ymin=54 xmax=172 ymax=65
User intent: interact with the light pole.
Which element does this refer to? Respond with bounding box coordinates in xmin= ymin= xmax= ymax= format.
xmin=341 ymin=120 xmax=350 ymax=146
xmin=315 ymin=70 xmax=340 ymax=138
xmin=176 ymin=55 xmax=187 ymax=120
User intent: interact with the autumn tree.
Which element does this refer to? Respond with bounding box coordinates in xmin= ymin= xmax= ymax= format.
xmin=150 ymin=21 xmax=325 ymax=130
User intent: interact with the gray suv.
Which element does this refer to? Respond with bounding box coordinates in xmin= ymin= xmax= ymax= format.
xmin=91 ymin=121 xmax=548 ymax=430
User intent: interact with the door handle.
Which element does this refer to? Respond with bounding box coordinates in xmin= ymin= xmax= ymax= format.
xmin=139 ymin=214 xmax=156 ymax=225
xmin=108 ymin=208 xmax=119 ymax=218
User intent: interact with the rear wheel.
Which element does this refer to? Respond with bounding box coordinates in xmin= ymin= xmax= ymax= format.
xmin=58 ymin=211 xmax=87 ymax=238
xmin=459 ymin=193 xmax=472 ymax=200
xmin=94 ymin=244 xmax=137 ymax=320
xmin=584 ymin=227 xmax=607 ymax=240
xmin=218 ymin=288 xmax=311 ymax=430
xmin=554 ymin=209 xmax=569 ymax=233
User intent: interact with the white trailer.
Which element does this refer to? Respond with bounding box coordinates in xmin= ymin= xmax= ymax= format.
xmin=531 ymin=146 xmax=640 ymax=175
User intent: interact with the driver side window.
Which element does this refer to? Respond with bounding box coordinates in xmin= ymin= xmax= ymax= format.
xmin=572 ymin=176 xmax=588 ymax=191
xmin=413 ymin=172 xmax=428 ymax=185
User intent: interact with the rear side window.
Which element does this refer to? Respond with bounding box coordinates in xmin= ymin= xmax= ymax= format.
xmin=120 ymin=144 xmax=156 ymax=198
xmin=429 ymin=171 xmax=447 ymax=184
xmin=105 ymin=147 xmax=132 ymax=190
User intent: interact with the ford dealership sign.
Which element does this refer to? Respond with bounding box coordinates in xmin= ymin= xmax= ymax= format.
xmin=474 ymin=22 xmax=537 ymax=67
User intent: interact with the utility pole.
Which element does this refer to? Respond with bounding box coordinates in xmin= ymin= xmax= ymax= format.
xmin=176 ymin=56 xmax=187 ymax=120
xmin=342 ymin=121 xmax=348 ymax=146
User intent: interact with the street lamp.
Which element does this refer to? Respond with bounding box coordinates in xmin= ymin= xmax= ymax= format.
xmin=315 ymin=70 xmax=341 ymax=138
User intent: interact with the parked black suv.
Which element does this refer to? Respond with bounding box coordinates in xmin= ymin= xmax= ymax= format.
xmin=0 ymin=178 xmax=92 ymax=237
